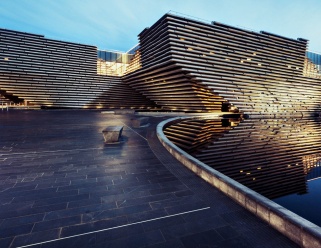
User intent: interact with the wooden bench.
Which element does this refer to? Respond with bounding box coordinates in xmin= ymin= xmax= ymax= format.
xmin=131 ymin=117 xmax=149 ymax=128
xmin=102 ymin=126 xmax=123 ymax=143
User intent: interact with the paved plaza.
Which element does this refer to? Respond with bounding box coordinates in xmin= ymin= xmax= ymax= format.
xmin=0 ymin=110 xmax=298 ymax=247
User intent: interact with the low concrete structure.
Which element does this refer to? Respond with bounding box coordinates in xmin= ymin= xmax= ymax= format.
xmin=102 ymin=126 xmax=123 ymax=143
xmin=157 ymin=116 xmax=321 ymax=248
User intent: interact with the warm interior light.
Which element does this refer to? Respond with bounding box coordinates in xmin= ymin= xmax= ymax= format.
xmin=4 ymin=57 xmax=9 ymax=61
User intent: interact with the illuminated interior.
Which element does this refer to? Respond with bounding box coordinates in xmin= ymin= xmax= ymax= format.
xmin=303 ymin=52 xmax=321 ymax=79
xmin=97 ymin=46 xmax=141 ymax=76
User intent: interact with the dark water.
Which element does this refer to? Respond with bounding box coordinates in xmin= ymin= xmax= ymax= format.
xmin=274 ymin=176 xmax=321 ymax=227
xmin=165 ymin=117 xmax=321 ymax=227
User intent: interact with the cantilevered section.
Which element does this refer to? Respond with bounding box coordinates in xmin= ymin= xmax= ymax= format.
xmin=124 ymin=13 xmax=321 ymax=116
xmin=123 ymin=16 xmax=230 ymax=113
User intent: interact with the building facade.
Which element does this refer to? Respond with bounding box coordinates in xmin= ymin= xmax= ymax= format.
xmin=0 ymin=28 xmax=155 ymax=109
xmin=1 ymin=13 xmax=321 ymax=116
xmin=124 ymin=14 xmax=321 ymax=117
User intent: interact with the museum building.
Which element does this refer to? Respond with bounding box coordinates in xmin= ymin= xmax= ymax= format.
xmin=1 ymin=13 xmax=321 ymax=117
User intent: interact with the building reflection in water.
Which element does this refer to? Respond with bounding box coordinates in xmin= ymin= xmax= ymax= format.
xmin=303 ymin=154 xmax=321 ymax=181
xmin=165 ymin=117 xmax=321 ymax=199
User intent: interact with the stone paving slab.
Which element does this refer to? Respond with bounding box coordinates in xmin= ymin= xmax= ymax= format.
xmin=0 ymin=110 xmax=298 ymax=247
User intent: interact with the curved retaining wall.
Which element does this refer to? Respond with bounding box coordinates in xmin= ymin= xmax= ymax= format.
xmin=157 ymin=116 xmax=321 ymax=247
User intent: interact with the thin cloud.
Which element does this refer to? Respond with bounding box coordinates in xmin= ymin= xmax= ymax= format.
xmin=0 ymin=0 xmax=320 ymax=52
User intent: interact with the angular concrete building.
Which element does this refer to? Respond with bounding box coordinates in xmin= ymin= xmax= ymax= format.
xmin=1 ymin=13 xmax=321 ymax=116
xmin=0 ymin=29 xmax=155 ymax=109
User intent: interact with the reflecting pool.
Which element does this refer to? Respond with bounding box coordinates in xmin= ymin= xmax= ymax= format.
xmin=164 ymin=117 xmax=321 ymax=226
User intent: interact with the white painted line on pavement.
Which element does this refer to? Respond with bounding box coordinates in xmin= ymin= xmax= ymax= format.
xmin=17 ymin=207 xmax=210 ymax=247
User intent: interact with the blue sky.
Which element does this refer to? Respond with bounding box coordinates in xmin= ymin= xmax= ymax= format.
xmin=0 ymin=0 xmax=320 ymax=53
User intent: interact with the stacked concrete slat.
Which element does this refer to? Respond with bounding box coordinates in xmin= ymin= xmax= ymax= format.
xmin=123 ymin=15 xmax=229 ymax=113
xmin=0 ymin=28 xmax=156 ymax=109
xmin=2 ymin=13 xmax=321 ymax=113
xmin=126 ymin=14 xmax=321 ymax=115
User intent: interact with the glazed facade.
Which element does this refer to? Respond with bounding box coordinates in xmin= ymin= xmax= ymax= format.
xmin=1 ymin=13 xmax=321 ymax=115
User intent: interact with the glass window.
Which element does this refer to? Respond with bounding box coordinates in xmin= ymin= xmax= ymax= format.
xmin=116 ymin=53 xmax=122 ymax=63
xmin=98 ymin=50 xmax=102 ymax=59
xmin=111 ymin=52 xmax=117 ymax=62
xmin=104 ymin=52 xmax=108 ymax=61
